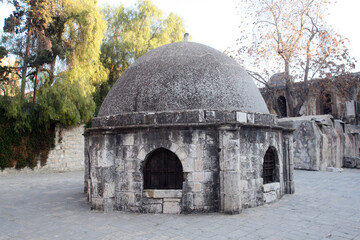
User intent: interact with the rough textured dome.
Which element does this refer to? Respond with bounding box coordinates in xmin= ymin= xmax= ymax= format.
xmin=268 ymin=72 xmax=288 ymax=87
xmin=98 ymin=42 xmax=269 ymax=117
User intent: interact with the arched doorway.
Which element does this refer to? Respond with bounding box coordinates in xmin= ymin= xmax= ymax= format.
xmin=277 ymin=96 xmax=287 ymax=117
xmin=143 ymin=148 xmax=184 ymax=189
xmin=322 ymin=93 xmax=332 ymax=115
xmin=262 ymin=147 xmax=278 ymax=184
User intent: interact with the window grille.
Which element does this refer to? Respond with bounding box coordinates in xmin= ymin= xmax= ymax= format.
xmin=143 ymin=148 xmax=183 ymax=189
xmin=263 ymin=147 xmax=277 ymax=184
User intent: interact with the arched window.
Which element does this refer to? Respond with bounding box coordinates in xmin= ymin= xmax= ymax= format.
xmin=277 ymin=96 xmax=287 ymax=117
xmin=322 ymin=93 xmax=332 ymax=115
xmin=263 ymin=147 xmax=278 ymax=184
xmin=143 ymin=148 xmax=184 ymax=189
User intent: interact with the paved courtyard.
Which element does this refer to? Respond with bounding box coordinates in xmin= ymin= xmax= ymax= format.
xmin=0 ymin=169 xmax=359 ymax=240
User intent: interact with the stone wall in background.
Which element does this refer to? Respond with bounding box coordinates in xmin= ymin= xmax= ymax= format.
xmin=0 ymin=124 xmax=85 ymax=175
xmin=279 ymin=115 xmax=360 ymax=171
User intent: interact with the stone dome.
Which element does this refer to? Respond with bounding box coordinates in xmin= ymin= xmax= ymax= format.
xmin=268 ymin=72 xmax=289 ymax=87
xmin=98 ymin=42 xmax=269 ymax=117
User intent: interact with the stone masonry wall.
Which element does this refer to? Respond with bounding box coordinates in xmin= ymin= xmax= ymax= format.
xmin=279 ymin=115 xmax=360 ymax=171
xmin=86 ymin=126 xmax=290 ymax=214
xmin=238 ymin=128 xmax=285 ymax=209
xmin=86 ymin=127 xmax=220 ymax=213
xmin=0 ymin=124 xmax=85 ymax=175
xmin=44 ymin=124 xmax=85 ymax=171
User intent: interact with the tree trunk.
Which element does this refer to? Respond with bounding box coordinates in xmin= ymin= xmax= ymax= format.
xmin=283 ymin=60 xmax=296 ymax=117
xmin=20 ymin=25 xmax=32 ymax=98
xmin=33 ymin=66 xmax=40 ymax=104
xmin=285 ymin=82 xmax=295 ymax=117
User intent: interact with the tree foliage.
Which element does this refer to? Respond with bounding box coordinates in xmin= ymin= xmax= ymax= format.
xmin=232 ymin=0 xmax=356 ymax=117
xmin=1 ymin=0 xmax=108 ymax=128
xmin=94 ymin=0 xmax=186 ymax=114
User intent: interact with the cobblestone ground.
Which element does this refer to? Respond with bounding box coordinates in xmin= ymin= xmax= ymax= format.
xmin=0 ymin=169 xmax=359 ymax=240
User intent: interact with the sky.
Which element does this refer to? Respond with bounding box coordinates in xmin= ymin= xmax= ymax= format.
xmin=98 ymin=0 xmax=360 ymax=72
xmin=1 ymin=0 xmax=359 ymax=71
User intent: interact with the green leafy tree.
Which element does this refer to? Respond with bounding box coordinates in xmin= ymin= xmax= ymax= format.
xmin=0 ymin=0 xmax=108 ymax=170
xmin=95 ymin=0 xmax=186 ymax=114
xmin=1 ymin=0 xmax=108 ymax=128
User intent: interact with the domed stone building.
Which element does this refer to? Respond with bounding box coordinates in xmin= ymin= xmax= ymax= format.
xmin=84 ymin=41 xmax=294 ymax=214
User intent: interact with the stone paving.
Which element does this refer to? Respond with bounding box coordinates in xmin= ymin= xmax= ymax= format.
xmin=0 ymin=169 xmax=359 ymax=240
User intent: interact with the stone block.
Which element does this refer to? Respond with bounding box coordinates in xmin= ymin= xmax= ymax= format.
xmin=175 ymin=148 xmax=187 ymax=160
xmin=185 ymin=144 xmax=198 ymax=158
xmin=263 ymin=182 xmax=280 ymax=193
xmin=247 ymin=113 xmax=255 ymax=124
xmin=193 ymin=182 xmax=201 ymax=191
xmin=203 ymin=172 xmax=214 ymax=182
xmin=223 ymin=194 xmax=242 ymax=214
xmin=142 ymin=198 xmax=162 ymax=204
xmin=103 ymin=198 xmax=114 ymax=212
xmin=142 ymin=203 xmax=162 ymax=213
xmin=227 ymin=139 xmax=240 ymax=149
xmin=116 ymin=192 xmax=135 ymax=207
xmin=264 ymin=191 xmax=277 ymax=203
xmin=169 ymin=143 xmax=179 ymax=154
xmin=143 ymin=190 xmax=182 ymax=198
xmin=195 ymin=159 xmax=203 ymax=171
xmin=123 ymin=134 xmax=135 ymax=145
xmin=136 ymin=148 xmax=146 ymax=160
xmin=91 ymin=198 xmax=104 ymax=211
xmin=163 ymin=199 xmax=181 ymax=214
xmin=222 ymin=171 xmax=241 ymax=194
xmin=192 ymin=172 xmax=204 ymax=181
xmin=236 ymin=112 xmax=247 ymax=123
xmin=182 ymin=157 xmax=194 ymax=172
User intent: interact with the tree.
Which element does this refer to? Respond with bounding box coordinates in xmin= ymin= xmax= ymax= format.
xmin=1 ymin=0 xmax=108 ymax=129
xmin=94 ymin=0 xmax=186 ymax=114
xmin=233 ymin=0 xmax=355 ymax=117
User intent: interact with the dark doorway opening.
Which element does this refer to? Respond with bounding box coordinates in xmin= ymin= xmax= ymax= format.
xmin=143 ymin=148 xmax=184 ymax=189
xmin=277 ymin=96 xmax=287 ymax=117
xmin=263 ymin=147 xmax=278 ymax=184
xmin=322 ymin=93 xmax=332 ymax=115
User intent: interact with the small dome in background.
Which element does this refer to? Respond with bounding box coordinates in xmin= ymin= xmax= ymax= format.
xmin=98 ymin=41 xmax=269 ymax=117
xmin=268 ymin=72 xmax=289 ymax=87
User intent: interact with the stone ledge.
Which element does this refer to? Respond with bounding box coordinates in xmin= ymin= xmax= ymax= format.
xmin=91 ymin=109 xmax=278 ymax=128
xmin=144 ymin=189 xmax=182 ymax=198
xmin=263 ymin=182 xmax=280 ymax=193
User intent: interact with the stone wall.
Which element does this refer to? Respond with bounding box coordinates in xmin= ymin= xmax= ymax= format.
xmin=279 ymin=115 xmax=360 ymax=171
xmin=218 ymin=127 xmax=292 ymax=213
xmin=86 ymin=128 xmax=221 ymax=213
xmin=43 ymin=124 xmax=85 ymax=171
xmin=0 ymin=124 xmax=85 ymax=175
xmin=85 ymin=109 xmax=294 ymax=214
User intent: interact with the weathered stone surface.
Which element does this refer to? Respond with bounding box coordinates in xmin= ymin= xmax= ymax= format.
xmin=144 ymin=190 xmax=182 ymax=198
xmin=1 ymin=124 xmax=85 ymax=175
xmin=263 ymin=182 xmax=280 ymax=193
xmin=279 ymin=115 xmax=360 ymax=171
xmin=97 ymin=42 xmax=269 ymax=117
xmin=163 ymin=199 xmax=181 ymax=214
xmin=85 ymin=42 xmax=294 ymax=214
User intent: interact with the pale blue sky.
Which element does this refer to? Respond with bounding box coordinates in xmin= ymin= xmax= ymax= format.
xmin=98 ymin=0 xmax=360 ymax=71
xmin=1 ymin=0 xmax=359 ymax=71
